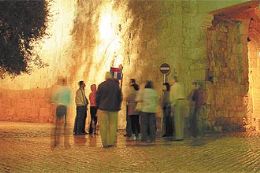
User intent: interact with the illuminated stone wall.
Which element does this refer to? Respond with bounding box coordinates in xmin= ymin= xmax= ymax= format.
xmin=0 ymin=88 xmax=54 ymax=123
xmin=206 ymin=20 xmax=250 ymax=131
xmin=1 ymin=0 xmax=254 ymax=131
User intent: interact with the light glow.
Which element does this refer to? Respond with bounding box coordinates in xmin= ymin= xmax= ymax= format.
xmin=0 ymin=0 xmax=76 ymax=89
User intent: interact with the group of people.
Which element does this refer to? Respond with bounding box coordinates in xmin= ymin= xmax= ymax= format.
xmin=125 ymin=76 xmax=205 ymax=142
xmin=73 ymin=81 xmax=98 ymax=136
xmin=52 ymin=72 xmax=205 ymax=148
xmin=52 ymin=72 xmax=122 ymax=148
xmin=73 ymin=72 xmax=122 ymax=147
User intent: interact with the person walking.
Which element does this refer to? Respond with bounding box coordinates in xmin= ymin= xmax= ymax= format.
xmin=126 ymin=79 xmax=140 ymax=140
xmin=74 ymin=81 xmax=89 ymax=135
xmin=88 ymin=84 xmax=98 ymax=135
xmin=96 ymin=72 xmax=122 ymax=148
xmin=161 ymin=82 xmax=173 ymax=137
xmin=136 ymin=80 xmax=158 ymax=143
xmin=190 ymin=81 xmax=205 ymax=138
xmin=170 ymin=76 xmax=186 ymax=141
xmin=51 ymin=78 xmax=71 ymax=148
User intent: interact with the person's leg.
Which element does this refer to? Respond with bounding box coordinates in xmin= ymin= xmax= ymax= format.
xmin=126 ymin=115 xmax=132 ymax=137
xmin=77 ymin=106 xmax=85 ymax=134
xmin=93 ymin=107 xmax=98 ymax=134
xmin=132 ymin=115 xmax=139 ymax=137
xmin=164 ymin=106 xmax=171 ymax=136
xmin=140 ymin=112 xmax=148 ymax=142
xmin=73 ymin=106 xmax=79 ymax=134
xmin=98 ymin=110 xmax=109 ymax=147
xmin=74 ymin=106 xmax=82 ymax=134
xmin=55 ymin=105 xmax=65 ymax=146
xmin=61 ymin=106 xmax=70 ymax=147
xmin=82 ymin=106 xmax=87 ymax=133
xmin=52 ymin=116 xmax=59 ymax=147
xmin=178 ymin=100 xmax=185 ymax=140
xmin=174 ymin=101 xmax=184 ymax=140
xmin=162 ymin=109 xmax=167 ymax=136
xmin=137 ymin=115 xmax=140 ymax=135
xmin=89 ymin=107 xmax=95 ymax=134
xmin=148 ymin=113 xmax=156 ymax=142
xmin=108 ymin=111 xmax=118 ymax=146
xmin=129 ymin=116 xmax=134 ymax=138
xmin=196 ymin=107 xmax=204 ymax=137
xmin=192 ymin=107 xmax=198 ymax=137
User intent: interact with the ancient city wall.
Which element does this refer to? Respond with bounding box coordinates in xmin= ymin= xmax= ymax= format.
xmin=1 ymin=0 xmax=251 ymax=131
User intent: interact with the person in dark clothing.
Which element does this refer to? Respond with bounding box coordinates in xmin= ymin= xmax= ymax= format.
xmin=96 ymin=72 xmax=122 ymax=147
xmin=125 ymin=79 xmax=139 ymax=137
xmin=126 ymin=79 xmax=140 ymax=140
xmin=190 ymin=81 xmax=205 ymax=138
xmin=74 ymin=81 xmax=89 ymax=135
xmin=161 ymin=82 xmax=173 ymax=137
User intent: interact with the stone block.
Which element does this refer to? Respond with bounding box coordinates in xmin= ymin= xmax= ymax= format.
xmin=39 ymin=108 xmax=51 ymax=122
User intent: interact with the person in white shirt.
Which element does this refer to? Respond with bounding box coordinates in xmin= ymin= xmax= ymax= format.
xmin=136 ymin=80 xmax=158 ymax=143
xmin=170 ymin=76 xmax=186 ymax=140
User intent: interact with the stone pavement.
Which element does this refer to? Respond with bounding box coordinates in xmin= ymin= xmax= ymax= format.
xmin=0 ymin=122 xmax=259 ymax=173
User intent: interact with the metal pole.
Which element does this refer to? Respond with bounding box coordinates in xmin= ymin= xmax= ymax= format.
xmin=163 ymin=74 xmax=166 ymax=83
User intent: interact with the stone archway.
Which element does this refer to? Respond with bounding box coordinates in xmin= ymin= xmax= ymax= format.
xmin=206 ymin=1 xmax=260 ymax=131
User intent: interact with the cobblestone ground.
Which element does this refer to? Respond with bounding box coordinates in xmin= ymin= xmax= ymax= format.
xmin=0 ymin=122 xmax=259 ymax=173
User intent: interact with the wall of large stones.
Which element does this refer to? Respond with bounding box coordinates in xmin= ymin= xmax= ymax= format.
xmin=206 ymin=20 xmax=250 ymax=131
xmin=0 ymin=0 xmax=250 ymax=130
xmin=0 ymin=88 xmax=55 ymax=123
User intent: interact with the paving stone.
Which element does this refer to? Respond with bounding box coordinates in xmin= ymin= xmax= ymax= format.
xmin=0 ymin=122 xmax=259 ymax=173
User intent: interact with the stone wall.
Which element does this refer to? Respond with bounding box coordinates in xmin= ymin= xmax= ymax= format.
xmin=0 ymin=88 xmax=55 ymax=123
xmin=205 ymin=19 xmax=250 ymax=131
xmin=1 ymin=0 xmax=252 ymax=131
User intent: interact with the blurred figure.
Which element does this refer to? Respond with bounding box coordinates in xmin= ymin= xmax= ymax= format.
xmin=190 ymin=81 xmax=205 ymax=138
xmin=96 ymin=72 xmax=122 ymax=148
xmin=136 ymin=80 xmax=158 ymax=143
xmin=126 ymin=79 xmax=140 ymax=140
xmin=51 ymin=78 xmax=71 ymax=148
xmin=89 ymin=84 xmax=98 ymax=135
xmin=74 ymin=81 xmax=89 ymax=135
xmin=124 ymin=80 xmax=137 ymax=137
xmin=170 ymin=76 xmax=186 ymax=141
xmin=161 ymin=82 xmax=173 ymax=137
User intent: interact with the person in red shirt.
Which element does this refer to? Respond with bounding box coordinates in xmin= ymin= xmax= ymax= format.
xmin=89 ymin=84 xmax=98 ymax=135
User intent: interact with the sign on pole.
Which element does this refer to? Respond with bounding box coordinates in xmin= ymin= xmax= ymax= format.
xmin=160 ymin=63 xmax=170 ymax=74
xmin=160 ymin=63 xmax=170 ymax=83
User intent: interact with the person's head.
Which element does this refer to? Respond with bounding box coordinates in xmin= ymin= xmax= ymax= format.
xmin=163 ymin=82 xmax=170 ymax=91
xmin=145 ymin=80 xmax=153 ymax=89
xmin=105 ymin=72 xmax=112 ymax=80
xmin=78 ymin=80 xmax=85 ymax=89
xmin=130 ymin=79 xmax=136 ymax=86
xmin=90 ymin=84 xmax=96 ymax=92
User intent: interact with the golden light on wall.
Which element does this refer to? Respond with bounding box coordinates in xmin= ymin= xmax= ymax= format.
xmin=0 ymin=0 xmax=76 ymax=89
xmin=86 ymin=2 xmax=126 ymax=87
